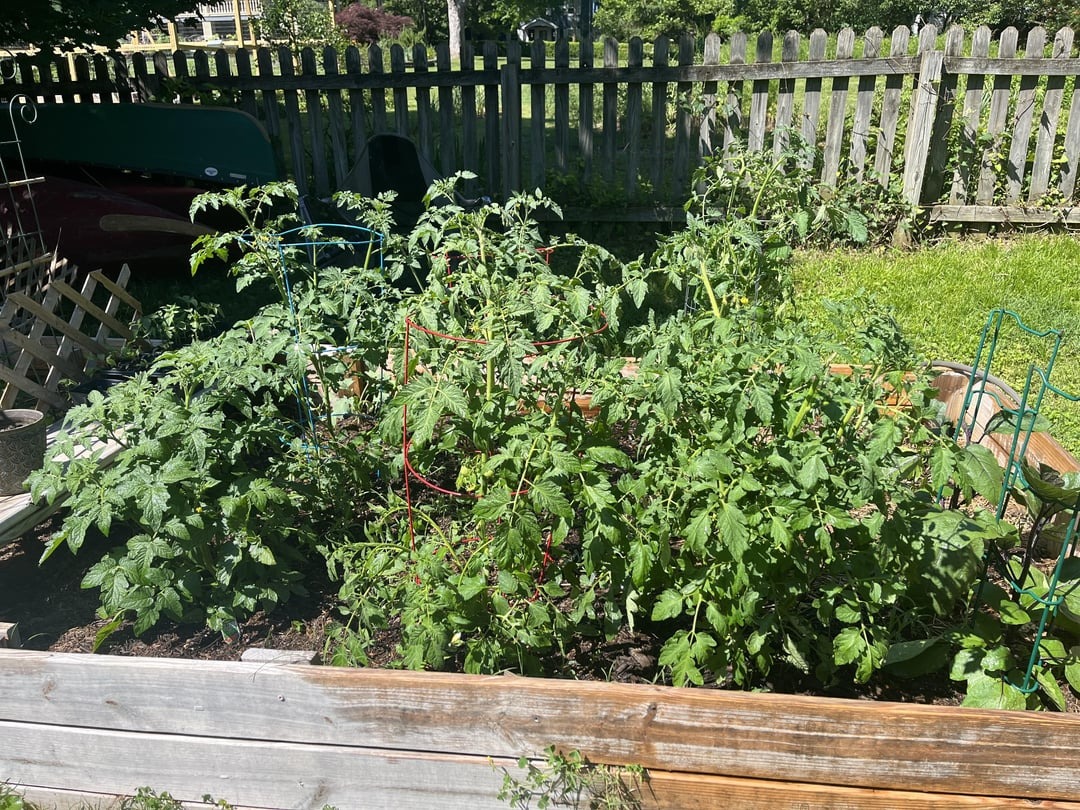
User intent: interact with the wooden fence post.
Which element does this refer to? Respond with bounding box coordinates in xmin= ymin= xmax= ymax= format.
xmin=902 ymin=47 xmax=945 ymax=205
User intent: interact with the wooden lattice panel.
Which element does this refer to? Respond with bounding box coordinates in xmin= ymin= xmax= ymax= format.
xmin=0 ymin=264 xmax=142 ymax=414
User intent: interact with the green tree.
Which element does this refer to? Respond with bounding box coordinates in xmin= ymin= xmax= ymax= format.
xmin=258 ymin=0 xmax=340 ymax=54
xmin=595 ymin=0 xmax=737 ymax=41
xmin=0 ymin=0 xmax=200 ymax=50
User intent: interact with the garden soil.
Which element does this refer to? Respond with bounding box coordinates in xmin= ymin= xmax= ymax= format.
xmin=1 ymin=516 xmax=1076 ymax=711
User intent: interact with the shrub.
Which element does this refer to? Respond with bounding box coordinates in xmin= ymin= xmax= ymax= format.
xmin=335 ymin=3 xmax=413 ymax=45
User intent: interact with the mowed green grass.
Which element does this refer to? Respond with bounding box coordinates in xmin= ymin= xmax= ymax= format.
xmin=793 ymin=234 xmax=1080 ymax=457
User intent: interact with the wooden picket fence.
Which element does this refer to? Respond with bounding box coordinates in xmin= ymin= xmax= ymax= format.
xmin=4 ymin=25 xmax=1080 ymax=223
xmin=2 ymin=648 xmax=1080 ymax=809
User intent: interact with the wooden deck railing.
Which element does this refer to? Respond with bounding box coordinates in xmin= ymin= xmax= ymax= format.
xmin=3 ymin=25 xmax=1080 ymax=224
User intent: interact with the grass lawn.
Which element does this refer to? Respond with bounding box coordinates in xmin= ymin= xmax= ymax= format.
xmin=793 ymin=234 xmax=1080 ymax=457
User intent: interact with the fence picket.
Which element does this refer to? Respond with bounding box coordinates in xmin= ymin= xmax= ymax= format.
xmin=950 ymin=26 xmax=990 ymax=203
xmin=699 ymin=33 xmax=721 ymax=159
xmin=848 ymin=27 xmax=883 ymax=181
xmin=255 ymin=48 xmax=283 ymax=160
xmin=369 ymin=45 xmax=387 ymax=133
xmin=650 ymin=37 xmax=670 ymax=191
xmin=92 ymin=54 xmax=114 ymax=104
xmin=773 ymin=31 xmax=799 ymax=156
xmin=579 ymin=36 xmax=595 ymax=183
xmin=673 ymin=35 xmax=694 ymax=191
xmin=278 ymin=46 xmax=308 ymax=197
xmin=902 ymin=45 xmax=945 ymax=204
xmin=300 ymin=48 xmax=329 ymax=197
xmin=501 ymin=44 xmax=522 ymax=199
xmin=234 ymin=48 xmax=258 ymax=119
xmin=323 ymin=47 xmax=350 ymax=189
xmin=801 ymin=29 xmax=828 ymax=167
xmin=977 ymin=27 xmax=1018 ymax=204
xmin=390 ymin=44 xmax=409 ymax=136
xmin=484 ymin=41 xmax=501 ymax=192
xmin=923 ymin=25 xmax=965 ymax=201
xmin=460 ymin=42 xmax=479 ymax=189
xmin=1059 ymin=75 xmax=1080 ymax=199
xmin=626 ymin=37 xmax=644 ymax=197
xmin=822 ymin=29 xmax=855 ymax=184
xmin=414 ymin=45 xmax=433 ymax=168
xmin=1028 ymin=27 xmax=1073 ymax=201
xmin=436 ymin=44 xmax=455 ymax=177
xmin=602 ymin=38 xmax=619 ymax=184
xmin=345 ymin=46 xmax=368 ymax=176
xmin=748 ymin=32 xmax=772 ymax=153
xmin=1005 ymin=27 xmax=1047 ymax=202
xmin=529 ymin=40 xmax=546 ymax=189
xmin=554 ymin=39 xmax=570 ymax=174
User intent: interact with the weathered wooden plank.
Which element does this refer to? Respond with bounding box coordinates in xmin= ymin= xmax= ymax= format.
xmin=931 ymin=204 xmax=1080 ymax=223
xmin=1005 ymin=27 xmax=1047 ymax=203
xmin=698 ymin=33 xmax=721 ymax=159
xmin=460 ymin=42 xmax=479 ymax=184
xmin=436 ymin=43 xmax=455 ymax=177
xmin=345 ymin=46 xmax=368 ymax=172
xmin=848 ymin=27 xmax=883 ymax=180
xmin=553 ymin=38 xmax=570 ymax=173
xmin=650 ymin=36 xmax=670 ymax=190
xmin=500 ymin=59 xmax=521 ymax=199
xmin=977 ymin=27 xmax=1019 ymax=204
xmin=1029 ymin=27 xmax=1073 ymax=201
xmin=6 ymin=293 xmax=108 ymax=359
xmin=772 ymin=31 xmax=799 ymax=156
xmin=73 ymin=55 xmax=93 ymax=104
xmin=822 ymin=29 xmax=855 ymax=185
xmin=300 ymin=48 xmax=329 ymax=198
xmin=625 ymin=37 xmax=644 ymax=196
xmin=601 ymin=37 xmax=619 ymax=184
xmin=946 ymin=55 xmax=1080 ymax=76
xmin=255 ymin=48 xmax=283 ymax=158
xmin=412 ymin=45 xmax=433 ymax=167
xmin=323 ymin=47 xmax=349 ymax=189
xmin=92 ymin=53 xmax=114 ymax=104
xmin=1 ymin=721 xmax=511 ymax=810
xmin=872 ymin=26 xmax=911 ymax=184
xmin=111 ymin=52 xmax=132 ymax=103
xmin=390 ymin=44 xmax=410 ymax=135
xmin=4 ymin=651 xmax=1080 ymax=800
xmin=747 ymin=31 xmax=772 ymax=153
xmin=800 ymin=29 xmax=829 ymax=166
xmin=672 ymin=35 xmax=694 ymax=191
xmin=579 ymin=35 xmax=595 ymax=182
xmin=950 ymin=26 xmax=991 ymax=204
xmin=1059 ymin=74 xmax=1080 ymax=199
xmin=369 ymin=44 xmax=388 ymax=133
xmin=902 ymin=48 xmax=945 ymax=204
xmin=233 ymin=48 xmax=259 ymax=120
xmin=494 ymin=41 xmax=516 ymax=195
xmin=128 ymin=52 xmax=151 ymax=102
xmin=278 ymin=46 xmax=309 ymax=198
xmin=923 ymin=25 xmax=965 ymax=201
xmin=529 ymin=39 xmax=546 ymax=189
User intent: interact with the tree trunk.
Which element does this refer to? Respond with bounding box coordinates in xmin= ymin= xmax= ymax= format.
xmin=447 ymin=0 xmax=466 ymax=61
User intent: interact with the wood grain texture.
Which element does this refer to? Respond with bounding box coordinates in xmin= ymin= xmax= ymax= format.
xmin=1005 ymin=27 xmax=1047 ymax=203
xmin=822 ymin=29 xmax=855 ymax=185
xmin=977 ymin=27 xmax=1019 ymax=204
xmin=2 ymin=651 xmax=1079 ymax=801
xmin=1028 ymin=28 xmax=1074 ymax=201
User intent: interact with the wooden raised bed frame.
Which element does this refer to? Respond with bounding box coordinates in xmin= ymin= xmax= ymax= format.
xmin=2 ymin=648 xmax=1080 ymax=809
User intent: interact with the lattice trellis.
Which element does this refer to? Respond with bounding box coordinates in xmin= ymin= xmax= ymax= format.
xmin=0 ymin=265 xmax=142 ymax=414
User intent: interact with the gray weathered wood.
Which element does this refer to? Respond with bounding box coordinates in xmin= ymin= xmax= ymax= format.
xmin=822 ymin=29 xmax=856 ymax=185
xmin=902 ymin=47 xmax=945 ymax=204
xmin=950 ymin=26 xmax=991 ymax=203
xmin=800 ymin=29 xmax=829 ymax=167
xmin=625 ymin=37 xmax=644 ymax=196
xmin=977 ymin=27 xmax=1019 ymax=204
xmin=1029 ymin=27 xmax=1073 ymax=201
xmin=459 ymin=42 xmax=478 ymax=184
xmin=390 ymin=44 xmax=410 ymax=136
xmin=849 ymin=27 xmax=883 ymax=181
xmin=923 ymin=25 xmax=965 ymax=202
xmin=1059 ymin=74 xmax=1080 ymax=198
xmin=323 ymin=47 xmax=349 ymax=189
xmin=747 ymin=31 xmax=772 ymax=153
xmin=649 ymin=37 xmax=670 ymax=191
xmin=301 ymin=48 xmax=329 ymax=197
xmin=873 ymin=26 xmax=912 ymax=184
xmin=279 ymin=47 xmax=309 ymax=198
xmin=946 ymin=55 xmax=1080 ymax=76
xmin=931 ymin=204 xmax=1080 ymax=223
xmin=255 ymin=48 xmax=283 ymax=156
xmin=579 ymin=36 xmax=595 ymax=183
xmin=773 ymin=31 xmax=799 ymax=156
xmin=369 ymin=44 xmax=388 ymax=133
xmin=413 ymin=44 xmax=433 ymax=166
xmin=602 ymin=37 xmax=619 ymax=184
xmin=345 ymin=46 xmax=368 ymax=174
xmin=483 ymin=42 xmax=501 ymax=191
xmin=436 ymin=44 xmax=455 ymax=176
xmin=1005 ymin=27 xmax=1047 ymax=202
xmin=3 ymin=651 xmax=1080 ymax=801
xmin=500 ymin=60 xmax=521 ymax=199
xmin=529 ymin=39 xmax=546 ymax=189
xmin=672 ymin=35 xmax=695 ymax=191
xmin=234 ymin=48 xmax=258 ymax=120
xmin=553 ymin=39 xmax=570 ymax=173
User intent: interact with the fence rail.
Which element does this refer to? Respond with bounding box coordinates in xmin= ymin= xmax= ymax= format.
xmin=4 ymin=25 xmax=1080 ymax=223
